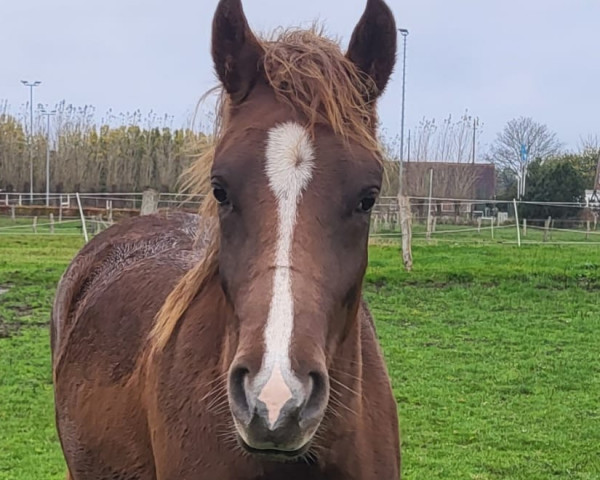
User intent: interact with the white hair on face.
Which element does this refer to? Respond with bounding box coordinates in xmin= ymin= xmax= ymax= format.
xmin=256 ymin=121 xmax=315 ymax=429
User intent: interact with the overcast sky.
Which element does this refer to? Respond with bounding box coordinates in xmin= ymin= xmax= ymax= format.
xmin=2 ymin=0 xmax=599 ymax=154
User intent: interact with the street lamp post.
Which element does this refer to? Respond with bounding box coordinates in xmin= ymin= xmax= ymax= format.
xmin=40 ymin=108 xmax=56 ymax=207
xmin=398 ymin=28 xmax=409 ymax=196
xmin=21 ymin=80 xmax=42 ymax=203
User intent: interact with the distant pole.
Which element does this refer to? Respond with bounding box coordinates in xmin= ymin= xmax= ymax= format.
xmin=398 ymin=28 xmax=409 ymax=196
xmin=40 ymin=108 xmax=56 ymax=207
xmin=21 ymin=80 xmax=42 ymax=203
xmin=519 ymin=144 xmax=529 ymax=198
xmin=471 ymin=118 xmax=478 ymax=164
xmin=407 ymin=129 xmax=411 ymax=162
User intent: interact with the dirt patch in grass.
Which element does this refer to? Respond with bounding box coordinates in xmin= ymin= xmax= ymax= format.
xmin=9 ymin=304 xmax=34 ymax=316
xmin=0 ymin=319 xmax=48 ymax=338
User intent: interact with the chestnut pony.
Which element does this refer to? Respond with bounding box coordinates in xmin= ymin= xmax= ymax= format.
xmin=51 ymin=0 xmax=400 ymax=478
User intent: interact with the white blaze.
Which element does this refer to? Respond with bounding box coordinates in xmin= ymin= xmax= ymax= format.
xmin=257 ymin=122 xmax=315 ymax=428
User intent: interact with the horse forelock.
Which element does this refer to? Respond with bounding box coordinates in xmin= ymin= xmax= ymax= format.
xmin=261 ymin=26 xmax=381 ymax=153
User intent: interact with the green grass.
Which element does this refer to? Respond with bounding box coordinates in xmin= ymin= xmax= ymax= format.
xmin=365 ymin=245 xmax=600 ymax=479
xmin=1 ymin=234 xmax=599 ymax=479
xmin=0 ymin=236 xmax=84 ymax=480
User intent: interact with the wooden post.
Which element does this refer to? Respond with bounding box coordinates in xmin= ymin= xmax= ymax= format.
xmin=491 ymin=217 xmax=495 ymax=240
xmin=513 ymin=199 xmax=521 ymax=247
xmin=10 ymin=206 xmax=16 ymax=222
xmin=523 ymin=218 xmax=527 ymax=237
xmin=426 ymin=169 xmax=433 ymax=241
xmin=49 ymin=213 xmax=55 ymax=234
xmin=76 ymin=192 xmax=89 ymax=243
xmin=372 ymin=214 xmax=379 ymax=234
xmin=107 ymin=200 xmax=113 ymax=224
xmin=426 ymin=214 xmax=432 ymax=242
xmin=477 ymin=217 xmax=482 ymax=233
xmin=18 ymin=194 xmax=22 ymax=206
xmin=141 ymin=188 xmax=159 ymax=216
xmin=398 ymin=195 xmax=413 ymax=272
xmin=543 ymin=216 xmax=551 ymax=242
xmin=59 ymin=202 xmax=63 ymax=223
xmin=586 ymin=221 xmax=591 ymax=240
xmin=32 ymin=216 xmax=38 ymax=234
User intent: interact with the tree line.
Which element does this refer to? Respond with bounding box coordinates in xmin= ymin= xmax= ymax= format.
xmin=0 ymin=101 xmax=208 ymax=194
xmin=488 ymin=118 xmax=599 ymax=219
xmin=1 ymin=100 xmax=598 ymax=212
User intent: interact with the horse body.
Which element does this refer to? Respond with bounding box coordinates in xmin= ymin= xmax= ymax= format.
xmin=52 ymin=213 xmax=398 ymax=479
xmin=53 ymin=0 xmax=401 ymax=477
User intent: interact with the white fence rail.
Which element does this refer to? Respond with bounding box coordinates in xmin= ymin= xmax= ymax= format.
xmin=1 ymin=193 xmax=599 ymax=246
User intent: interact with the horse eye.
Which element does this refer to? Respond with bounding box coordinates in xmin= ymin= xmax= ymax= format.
xmin=213 ymin=187 xmax=229 ymax=205
xmin=357 ymin=196 xmax=376 ymax=213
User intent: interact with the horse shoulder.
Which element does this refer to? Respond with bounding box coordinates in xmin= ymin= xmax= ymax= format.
xmin=51 ymin=212 xmax=202 ymax=374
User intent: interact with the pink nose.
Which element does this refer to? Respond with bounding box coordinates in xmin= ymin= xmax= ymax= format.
xmin=228 ymin=364 xmax=328 ymax=453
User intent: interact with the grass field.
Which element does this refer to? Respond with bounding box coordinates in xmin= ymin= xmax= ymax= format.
xmin=1 ymin=233 xmax=599 ymax=479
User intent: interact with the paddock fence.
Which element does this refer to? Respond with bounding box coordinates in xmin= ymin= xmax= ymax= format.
xmin=1 ymin=192 xmax=599 ymax=246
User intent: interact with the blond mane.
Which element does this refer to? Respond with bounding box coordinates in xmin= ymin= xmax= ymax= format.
xmin=149 ymin=27 xmax=383 ymax=353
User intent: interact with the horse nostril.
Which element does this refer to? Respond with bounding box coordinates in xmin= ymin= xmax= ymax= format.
xmin=301 ymin=371 xmax=328 ymax=422
xmin=229 ymin=366 xmax=251 ymax=423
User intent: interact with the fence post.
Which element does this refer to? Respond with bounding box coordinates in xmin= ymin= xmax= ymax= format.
xmin=426 ymin=169 xmax=433 ymax=241
xmin=32 ymin=216 xmax=38 ymax=234
xmin=477 ymin=217 xmax=482 ymax=233
xmin=76 ymin=192 xmax=89 ymax=243
xmin=586 ymin=221 xmax=591 ymax=240
xmin=491 ymin=217 xmax=494 ymax=240
xmin=398 ymin=195 xmax=413 ymax=272
xmin=10 ymin=206 xmax=16 ymax=222
xmin=543 ymin=216 xmax=551 ymax=242
xmin=426 ymin=214 xmax=433 ymax=242
xmin=372 ymin=214 xmax=379 ymax=234
xmin=141 ymin=188 xmax=159 ymax=216
xmin=523 ymin=218 xmax=527 ymax=237
xmin=513 ymin=199 xmax=521 ymax=247
xmin=49 ymin=213 xmax=55 ymax=234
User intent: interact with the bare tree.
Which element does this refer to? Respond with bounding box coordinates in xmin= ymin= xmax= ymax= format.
xmin=578 ymin=134 xmax=600 ymax=155
xmin=408 ymin=111 xmax=482 ymax=163
xmin=488 ymin=117 xmax=562 ymax=175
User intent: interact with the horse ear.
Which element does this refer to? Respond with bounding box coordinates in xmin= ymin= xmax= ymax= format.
xmin=346 ymin=0 xmax=397 ymax=99
xmin=212 ymin=0 xmax=264 ymax=104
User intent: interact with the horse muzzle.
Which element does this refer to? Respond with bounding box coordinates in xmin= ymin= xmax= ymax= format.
xmin=228 ymin=362 xmax=329 ymax=456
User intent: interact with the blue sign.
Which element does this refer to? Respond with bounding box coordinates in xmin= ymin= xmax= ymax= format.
xmin=520 ymin=144 xmax=528 ymax=164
